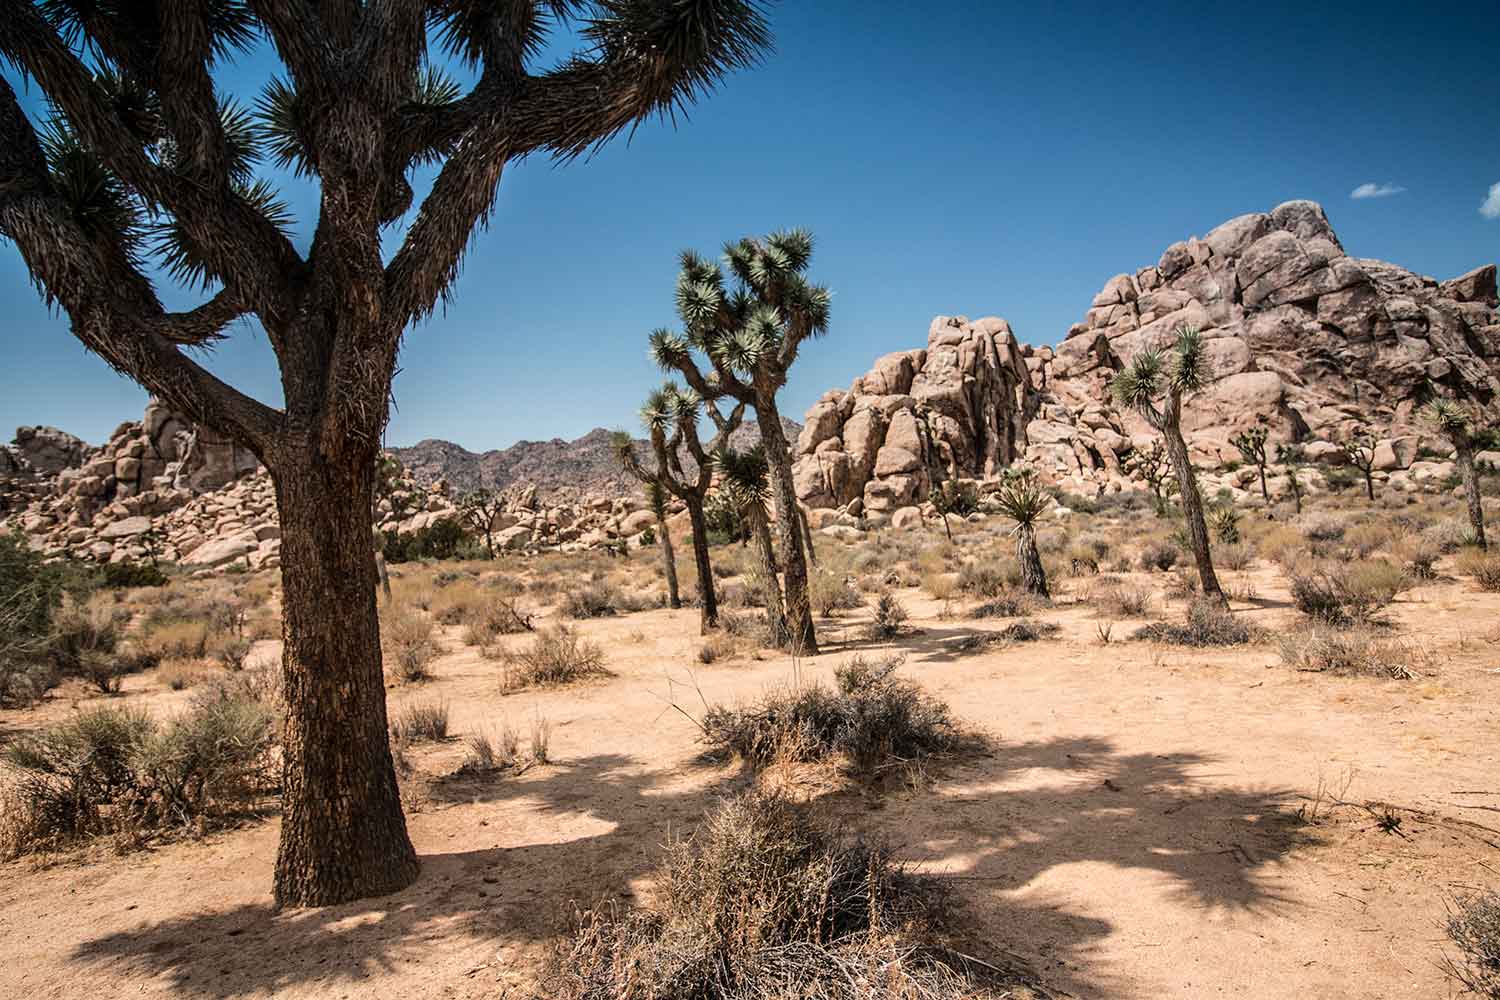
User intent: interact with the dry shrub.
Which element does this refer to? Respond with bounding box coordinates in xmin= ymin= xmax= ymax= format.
xmin=1134 ymin=599 xmax=1255 ymax=647
xmin=1138 ymin=540 xmax=1179 ymax=573
xmin=1344 ymin=521 xmax=1395 ymax=559
xmin=810 ymin=568 xmax=863 ymax=617
xmin=951 ymin=620 xmax=1061 ymax=653
xmin=1086 ymin=578 xmax=1152 ymax=617
xmin=1422 ymin=518 xmax=1474 ymax=555
xmin=382 ymin=609 xmax=440 ymax=683
xmin=501 ymin=625 xmax=609 ymax=690
xmin=1255 ymin=523 xmax=1307 ymax=568
xmin=560 ymin=580 xmax=653 ymax=619
xmin=429 ymin=579 xmax=487 ymax=625
xmin=1289 ymin=560 xmax=1407 ymax=626
xmin=461 ymin=723 xmax=521 ymax=772
xmin=540 ymin=791 xmax=1007 ymax=1000
xmin=1298 ymin=512 xmax=1346 ymax=543
xmin=1457 ymin=549 xmax=1500 ymax=593
xmin=460 ymin=597 xmax=535 ymax=646
xmin=1277 ymin=629 xmax=1430 ymax=680
xmin=1443 ymin=890 xmax=1500 ymax=999
xmin=955 ymin=561 xmax=1014 ymax=599
xmin=866 ymin=592 xmax=909 ymax=640
xmin=1216 ymin=541 xmax=1254 ymax=572
xmin=0 ymin=690 xmax=277 ymax=859
xmin=391 ymin=701 xmax=449 ymax=745
xmin=157 ymin=657 xmax=218 ymax=691
xmin=921 ymin=572 xmax=957 ymax=602
xmin=1394 ymin=537 xmax=1441 ymax=581
xmin=139 ymin=620 xmax=211 ymax=661
xmin=697 ymin=633 xmax=740 ymax=665
xmin=700 ymin=655 xmax=980 ymax=777
xmin=968 ymin=587 xmax=1038 ymax=619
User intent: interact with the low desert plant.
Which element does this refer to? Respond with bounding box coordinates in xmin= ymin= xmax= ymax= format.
xmin=968 ymin=588 xmax=1038 ymax=619
xmin=461 ymin=724 xmax=521 ymax=772
xmin=382 ymin=609 xmax=440 ymax=683
xmin=1276 ymin=628 xmax=1429 ymax=680
xmin=1134 ymin=598 xmax=1254 ymax=647
xmin=1139 ymin=539 xmax=1180 ymax=573
xmin=700 ymin=655 xmax=979 ymax=777
xmin=1457 ymin=549 xmax=1500 ymax=593
xmin=1299 ymin=512 xmax=1346 ymax=543
xmin=1288 ymin=560 xmax=1407 ymax=626
xmin=697 ymin=633 xmax=740 ymax=665
xmin=866 ymin=592 xmax=909 ymax=640
xmin=809 ymin=567 xmax=863 ymax=617
xmin=460 ymin=597 xmax=536 ymax=646
xmin=391 ymin=701 xmax=450 ymax=746
xmin=1087 ymin=578 xmax=1153 ymax=617
xmin=540 ymin=790 xmax=1003 ymax=1000
xmin=1443 ymin=890 xmax=1500 ymax=1000
xmin=501 ymin=625 xmax=610 ymax=690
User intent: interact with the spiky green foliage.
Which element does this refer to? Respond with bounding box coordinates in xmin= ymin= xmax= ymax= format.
xmin=1111 ymin=326 xmax=1209 ymax=429
xmin=992 ymin=467 xmax=1049 ymax=528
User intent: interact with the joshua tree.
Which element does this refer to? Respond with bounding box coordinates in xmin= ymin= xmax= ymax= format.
xmin=650 ymin=231 xmax=830 ymax=653
xmin=1112 ymin=327 xmax=1226 ymax=606
xmin=1231 ymin=424 xmax=1270 ymax=502
xmin=615 ymin=384 xmax=744 ymax=633
xmin=715 ymin=445 xmax=788 ymax=645
xmin=1127 ymin=438 xmax=1175 ymax=517
xmin=1276 ymin=443 xmax=1305 ymax=515
xmin=645 ymin=481 xmax=681 ymax=609
xmin=1342 ymin=431 xmax=1378 ymax=501
xmin=993 ymin=466 xmax=1050 ymax=599
xmin=0 ymin=1 xmax=771 ymax=907
xmin=1429 ymin=400 xmax=1488 ymax=550
xmin=457 ymin=488 xmax=506 ymax=559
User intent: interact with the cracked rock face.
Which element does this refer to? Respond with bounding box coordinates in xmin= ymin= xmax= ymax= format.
xmin=798 ymin=200 xmax=1498 ymax=506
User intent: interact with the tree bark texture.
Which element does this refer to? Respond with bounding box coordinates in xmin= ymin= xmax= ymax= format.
xmin=753 ymin=397 xmax=817 ymax=654
xmin=656 ymin=506 xmax=682 ymax=608
xmin=1162 ymin=404 xmax=1225 ymax=605
xmin=686 ymin=498 xmax=718 ymax=633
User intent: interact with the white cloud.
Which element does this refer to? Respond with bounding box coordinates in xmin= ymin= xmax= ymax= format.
xmin=1350 ymin=182 xmax=1406 ymax=200
xmin=1482 ymin=182 xmax=1500 ymax=220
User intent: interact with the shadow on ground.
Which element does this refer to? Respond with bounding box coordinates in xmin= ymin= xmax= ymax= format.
xmin=69 ymin=726 xmax=1310 ymax=999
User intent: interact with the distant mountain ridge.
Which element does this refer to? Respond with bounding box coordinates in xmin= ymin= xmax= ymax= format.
xmin=388 ymin=417 xmax=802 ymax=497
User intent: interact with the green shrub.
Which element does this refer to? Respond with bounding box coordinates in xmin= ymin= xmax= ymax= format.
xmin=100 ymin=561 xmax=169 ymax=589
xmin=382 ymin=518 xmax=470 ymax=563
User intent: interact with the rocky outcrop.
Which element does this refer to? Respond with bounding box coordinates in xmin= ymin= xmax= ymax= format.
xmin=799 ymin=200 xmax=1499 ymax=507
xmin=792 ymin=316 xmax=1034 ymax=522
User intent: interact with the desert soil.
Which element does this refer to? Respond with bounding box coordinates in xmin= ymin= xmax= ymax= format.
xmin=1 ymin=564 xmax=1497 ymax=999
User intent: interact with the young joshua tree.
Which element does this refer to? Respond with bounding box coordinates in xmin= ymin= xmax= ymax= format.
xmin=0 ymin=1 xmax=771 ymax=907
xmin=650 ymin=231 xmax=831 ymax=654
xmin=1231 ymin=423 xmax=1270 ymax=502
xmin=1112 ymin=326 xmax=1226 ymax=606
xmin=1429 ymin=400 xmax=1488 ymax=550
xmin=1342 ymin=431 xmax=1378 ymax=501
xmin=1276 ymin=443 xmax=1306 ymax=515
xmin=715 ymin=445 xmax=789 ymax=645
xmin=615 ymin=383 xmax=744 ymax=633
xmin=1127 ymin=438 xmax=1175 ymax=517
xmin=646 ymin=481 xmax=681 ymax=609
xmin=458 ymin=488 xmax=506 ymax=559
xmin=994 ymin=466 xmax=1050 ymax=599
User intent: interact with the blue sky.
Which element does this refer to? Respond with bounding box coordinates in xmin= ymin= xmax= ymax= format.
xmin=2 ymin=1 xmax=1497 ymax=449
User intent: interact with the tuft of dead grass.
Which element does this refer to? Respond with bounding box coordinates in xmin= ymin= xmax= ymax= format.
xmin=501 ymin=625 xmax=610 ymax=690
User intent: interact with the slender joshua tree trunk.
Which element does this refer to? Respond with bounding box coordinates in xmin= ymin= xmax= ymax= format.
xmin=748 ymin=505 xmax=788 ymax=646
xmin=1016 ymin=523 xmax=1049 ymax=599
xmin=270 ymin=441 xmax=419 ymax=906
xmin=1454 ymin=436 xmax=1488 ymax=550
xmin=685 ymin=498 xmax=718 ymax=632
xmin=753 ymin=399 xmax=817 ymax=654
xmin=656 ymin=505 xmax=682 ymax=609
xmin=1162 ymin=399 xmax=1226 ymax=606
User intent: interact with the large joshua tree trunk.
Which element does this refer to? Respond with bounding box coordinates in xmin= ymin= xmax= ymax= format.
xmin=1454 ymin=436 xmax=1488 ymax=550
xmin=270 ymin=442 xmax=419 ymax=907
xmin=753 ymin=400 xmax=818 ymax=654
xmin=685 ymin=498 xmax=719 ymax=632
xmin=1162 ymin=404 xmax=1226 ymax=606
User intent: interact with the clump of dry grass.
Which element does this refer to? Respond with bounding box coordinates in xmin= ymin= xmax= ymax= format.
xmin=157 ymin=657 xmax=218 ymax=691
xmin=1138 ymin=540 xmax=1179 ymax=573
xmin=382 ymin=608 xmax=440 ymax=683
xmin=967 ymin=587 xmax=1039 ymax=619
xmin=699 ymin=655 xmax=981 ymax=778
xmin=539 ymin=791 xmax=1012 ymax=1000
xmin=391 ymin=701 xmax=449 ymax=745
xmin=460 ymin=596 xmax=535 ymax=647
xmin=1443 ymin=890 xmax=1500 ymax=1000
xmin=1086 ymin=577 xmax=1152 ymax=617
xmin=697 ymin=633 xmax=741 ymax=665
xmin=1134 ymin=599 xmax=1255 ymax=647
xmin=866 ymin=592 xmax=909 ymax=640
xmin=809 ymin=567 xmax=863 ymax=617
xmin=1457 ymin=549 xmax=1500 ymax=593
xmin=1288 ymin=560 xmax=1407 ymax=626
xmin=501 ymin=625 xmax=610 ymax=690
xmin=1276 ymin=629 xmax=1430 ymax=680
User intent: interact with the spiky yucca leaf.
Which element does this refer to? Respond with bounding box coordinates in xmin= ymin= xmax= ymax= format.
xmin=648 ymin=328 xmax=691 ymax=371
xmin=96 ymin=68 xmax=163 ymax=146
xmin=715 ymin=445 xmax=771 ymax=504
xmin=767 ymin=228 xmax=813 ymax=271
xmin=151 ymin=179 xmax=292 ymax=288
xmin=256 ymin=77 xmax=312 ymax=175
xmin=1428 ymin=398 xmax=1473 ymax=438
xmin=1169 ymin=325 xmax=1209 ymax=394
xmin=39 ymin=118 xmax=142 ymax=251
xmin=1111 ymin=347 xmax=1164 ymax=414
xmin=993 ymin=467 xmax=1050 ymax=529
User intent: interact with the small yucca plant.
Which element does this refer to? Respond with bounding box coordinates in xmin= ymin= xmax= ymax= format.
xmin=993 ymin=467 xmax=1051 ymax=598
xmin=1429 ymin=399 xmax=1488 ymax=550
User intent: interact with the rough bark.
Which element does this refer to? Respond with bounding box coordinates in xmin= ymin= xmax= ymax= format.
xmin=656 ymin=506 xmax=682 ymax=609
xmin=798 ymin=504 xmax=817 ymax=568
xmin=1455 ymin=437 xmax=1488 ymax=550
xmin=686 ymin=498 xmax=718 ymax=633
xmin=749 ymin=506 xmax=788 ymax=646
xmin=1162 ymin=397 xmax=1226 ymax=606
xmin=753 ymin=397 xmax=817 ymax=654
xmin=1256 ymin=464 xmax=1268 ymax=502
xmin=269 ymin=442 xmax=419 ymax=908
xmin=1016 ymin=524 xmax=1049 ymax=599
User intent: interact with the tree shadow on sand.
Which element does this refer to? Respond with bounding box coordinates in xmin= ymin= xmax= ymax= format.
xmin=69 ymin=734 xmax=1309 ymax=999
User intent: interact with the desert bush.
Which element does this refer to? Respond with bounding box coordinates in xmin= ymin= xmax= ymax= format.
xmin=1139 ymin=540 xmax=1180 ymax=573
xmin=968 ymin=588 xmax=1037 ymax=619
xmin=1299 ymin=512 xmax=1346 ymax=543
xmin=1217 ymin=541 xmax=1254 ymax=572
xmin=214 ymin=636 xmax=253 ymax=672
xmin=1134 ymin=598 xmax=1254 ymax=646
xmin=1288 ymin=560 xmax=1407 ymax=625
xmin=541 ymin=790 xmax=1000 ymax=1000
xmin=955 ymin=561 xmax=1017 ymax=598
xmin=391 ymin=701 xmax=450 ymax=745
xmin=99 ymin=561 xmax=169 ymax=589
xmin=1457 ymin=549 xmax=1500 ymax=593
xmin=1276 ymin=628 xmax=1430 ymax=680
xmin=382 ymin=518 xmax=470 ymax=563
xmin=1344 ymin=521 xmax=1396 ymax=560
xmin=1088 ymin=578 xmax=1152 ymax=617
xmin=866 ymin=592 xmax=909 ymax=640
xmin=921 ymin=571 xmax=957 ymax=602
xmin=1423 ymin=518 xmax=1475 ymax=555
xmin=139 ymin=620 xmax=210 ymax=661
xmin=501 ymin=625 xmax=609 ymax=690
xmin=0 ymin=694 xmax=276 ymax=858
xmin=1396 ymin=539 xmax=1440 ymax=581
xmin=700 ymin=655 xmax=978 ymax=777
xmin=697 ymin=634 xmax=740 ymax=665
xmin=382 ymin=609 xmax=439 ymax=683
xmin=460 ymin=597 xmax=535 ymax=646
xmin=1443 ymin=890 xmax=1500 ymax=1000
xmin=809 ymin=567 xmax=863 ymax=617
xmin=560 ymin=580 xmax=651 ymax=619
xmin=953 ymin=620 xmax=1063 ymax=648
xmin=157 ymin=657 xmax=217 ymax=691
xmin=1208 ymin=504 xmax=1241 ymax=544
xmin=461 ymin=723 xmax=521 ymax=772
